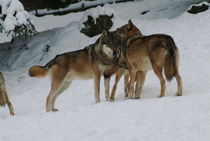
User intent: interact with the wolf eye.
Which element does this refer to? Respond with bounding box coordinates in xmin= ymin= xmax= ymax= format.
xmin=116 ymin=29 xmax=122 ymax=35
xmin=116 ymin=47 xmax=120 ymax=57
xmin=122 ymin=29 xmax=127 ymax=33
xmin=106 ymin=42 xmax=111 ymax=45
xmin=114 ymin=40 xmax=119 ymax=45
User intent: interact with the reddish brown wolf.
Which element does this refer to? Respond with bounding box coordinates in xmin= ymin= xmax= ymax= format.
xmin=29 ymin=30 xmax=121 ymax=112
xmin=115 ymin=33 xmax=183 ymax=99
xmin=104 ymin=19 xmax=143 ymax=101
xmin=0 ymin=72 xmax=15 ymax=115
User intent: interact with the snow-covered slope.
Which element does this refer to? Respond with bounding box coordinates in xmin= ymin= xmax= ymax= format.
xmin=0 ymin=1 xmax=210 ymax=141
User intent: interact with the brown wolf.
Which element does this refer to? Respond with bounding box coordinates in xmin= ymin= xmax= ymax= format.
xmin=105 ymin=19 xmax=143 ymax=101
xmin=116 ymin=33 xmax=183 ymax=98
xmin=0 ymin=72 xmax=15 ymax=115
xmin=28 ymin=30 xmax=121 ymax=112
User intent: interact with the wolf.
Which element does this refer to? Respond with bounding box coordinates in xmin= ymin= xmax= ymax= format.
xmin=115 ymin=33 xmax=183 ymax=99
xmin=28 ymin=30 xmax=121 ymax=112
xmin=0 ymin=72 xmax=15 ymax=115
xmin=106 ymin=19 xmax=143 ymax=101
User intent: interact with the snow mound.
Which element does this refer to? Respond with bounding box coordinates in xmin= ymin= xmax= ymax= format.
xmin=0 ymin=0 xmax=30 ymax=31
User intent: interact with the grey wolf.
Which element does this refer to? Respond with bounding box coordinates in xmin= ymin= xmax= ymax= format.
xmin=28 ymin=30 xmax=121 ymax=112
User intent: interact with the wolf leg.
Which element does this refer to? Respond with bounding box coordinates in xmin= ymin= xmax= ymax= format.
xmin=5 ymin=92 xmax=15 ymax=115
xmin=124 ymin=73 xmax=129 ymax=99
xmin=89 ymin=61 xmax=102 ymax=103
xmin=127 ymin=69 xmax=137 ymax=99
xmin=46 ymin=84 xmax=61 ymax=112
xmin=110 ymin=71 xmax=123 ymax=101
xmin=51 ymin=80 xmax=72 ymax=111
xmin=94 ymin=75 xmax=101 ymax=103
xmin=46 ymin=65 xmax=67 ymax=112
xmin=152 ymin=65 xmax=165 ymax=98
xmin=104 ymin=75 xmax=111 ymax=101
xmin=175 ymin=72 xmax=183 ymax=96
xmin=0 ymin=91 xmax=6 ymax=106
xmin=134 ymin=71 xmax=147 ymax=99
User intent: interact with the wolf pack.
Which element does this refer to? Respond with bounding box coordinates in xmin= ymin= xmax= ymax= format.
xmin=0 ymin=20 xmax=183 ymax=115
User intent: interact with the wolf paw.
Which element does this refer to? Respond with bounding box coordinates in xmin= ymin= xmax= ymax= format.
xmin=124 ymin=96 xmax=129 ymax=100
xmin=10 ymin=112 xmax=15 ymax=116
xmin=157 ymin=95 xmax=164 ymax=98
xmin=95 ymin=99 xmax=101 ymax=103
xmin=105 ymin=96 xmax=111 ymax=101
xmin=124 ymin=96 xmax=133 ymax=100
xmin=132 ymin=96 xmax=140 ymax=99
xmin=175 ymin=93 xmax=182 ymax=96
xmin=109 ymin=98 xmax=115 ymax=102
xmin=52 ymin=108 xmax=59 ymax=112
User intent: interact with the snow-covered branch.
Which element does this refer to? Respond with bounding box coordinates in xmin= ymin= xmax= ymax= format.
xmin=0 ymin=0 xmax=36 ymax=40
xmin=31 ymin=0 xmax=132 ymax=16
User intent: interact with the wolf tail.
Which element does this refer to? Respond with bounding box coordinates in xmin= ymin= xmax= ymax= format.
xmin=164 ymin=36 xmax=179 ymax=81
xmin=28 ymin=58 xmax=55 ymax=78
xmin=28 ymin=66 xmax=49 ymax=77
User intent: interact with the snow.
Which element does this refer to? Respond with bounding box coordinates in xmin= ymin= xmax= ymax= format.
xmin=189 ymin=1 xmax=210 ymax=7
xmin=0 ymin=1 xmax=210 ymax=141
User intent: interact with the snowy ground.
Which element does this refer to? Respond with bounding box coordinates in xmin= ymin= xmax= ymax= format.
xmin=0 ymin=1 xmax=210 ymax=141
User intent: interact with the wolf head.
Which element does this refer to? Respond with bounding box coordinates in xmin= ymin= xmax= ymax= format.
xmin=111 ymin=20 xmax=142 ymax=69
xmin=116 ymin=19 xmax=142 ymax=39
xmin=98 ymin=30 xmax=121 ymax=62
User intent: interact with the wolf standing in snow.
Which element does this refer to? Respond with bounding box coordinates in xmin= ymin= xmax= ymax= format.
xmin=28 ymin=30 xmax=122 ymax=112
xmin=0 ymin=72 xmax=15 ymax=115
xmin=105 ymin=19 xmax=144 ymax=101
xmin=115 ymin=31 xmax=183 ymax=99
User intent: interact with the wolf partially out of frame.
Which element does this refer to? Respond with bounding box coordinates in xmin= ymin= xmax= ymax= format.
xmin=0 ymin=72 xmax=15 ymax=115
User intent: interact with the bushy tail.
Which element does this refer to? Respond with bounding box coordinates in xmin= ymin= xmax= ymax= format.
xmin=164 ymin=36 xmax=179 ymax=81
xmin=28 ymin=58 xmax=55 ymax=77
xmin=0 ymin=92 xmax=6 ymax=106
xmin=28 ymin=66 xmax=49 ymax=77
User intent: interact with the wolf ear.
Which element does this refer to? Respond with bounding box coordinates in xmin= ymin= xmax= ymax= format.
xmin=116 ymin=28 xmax=121 ymax=35
xmin=102 ymin=29 xmax=108 ymax=37
xmin=127 ymin=19 xmax=133 ymax=30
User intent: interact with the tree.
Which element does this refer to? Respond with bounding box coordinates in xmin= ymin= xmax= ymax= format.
xmin=0 ymin=0 xmax=37 ymax=41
